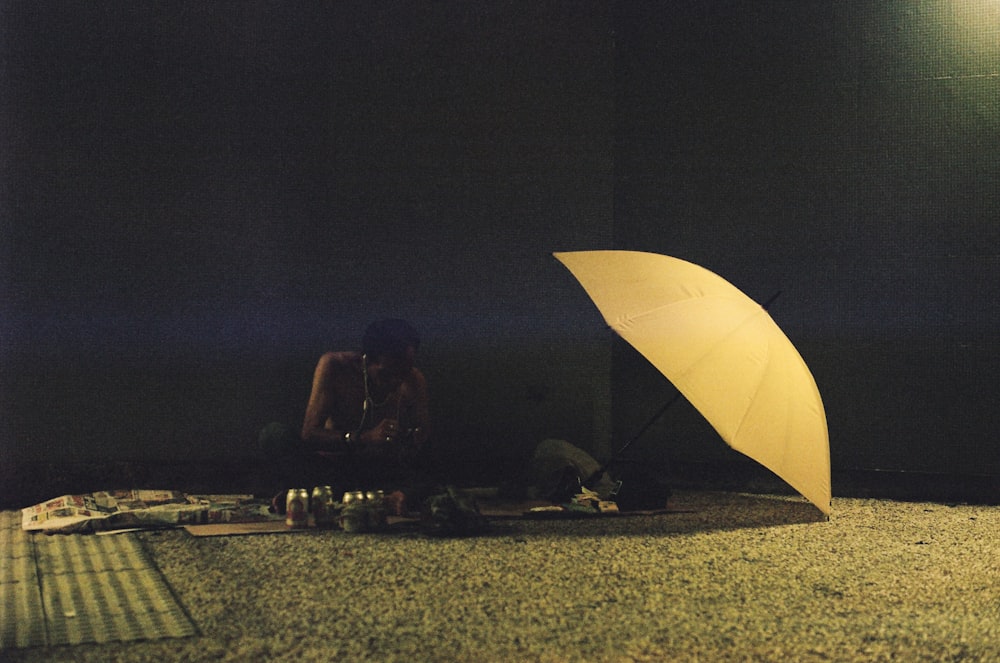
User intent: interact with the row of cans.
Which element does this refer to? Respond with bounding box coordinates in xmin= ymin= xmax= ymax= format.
xmin=340 ymin=490 xmax=388 ymax=533
xmin=342 ymin=490 xmax=385 ymax=505
xmin=284 ymin=487 xmax=387 ymax=530
xmin=284 ymin=486 xmax=337 ymax=528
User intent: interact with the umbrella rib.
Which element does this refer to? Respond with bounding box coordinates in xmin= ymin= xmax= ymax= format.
xmin=674 ymin=307 xmax=773 ymax=446
xmin=673 ymin=306 xmax=768 ymax=382
xmin=614 ymin=294 xmax=749 ymax=331
xmin=729 ymin=334 xmax=775 ymax=445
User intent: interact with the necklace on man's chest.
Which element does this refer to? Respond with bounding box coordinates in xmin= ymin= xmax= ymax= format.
xmin=355 ymin=355 xmax=402 ymax=431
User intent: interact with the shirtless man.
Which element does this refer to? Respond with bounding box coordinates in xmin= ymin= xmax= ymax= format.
xmin=261 ymin=319 xmax=432 ymax=513
xmin=302 ymin=318 xmax=430 ymax=461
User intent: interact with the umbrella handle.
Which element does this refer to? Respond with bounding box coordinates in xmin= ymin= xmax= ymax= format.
xmin=585 ymin=390 xmax=684 ymax=485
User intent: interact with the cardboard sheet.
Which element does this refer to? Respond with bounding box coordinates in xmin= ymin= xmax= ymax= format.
xmin=182 ymin=501 xmax=682 ymax=536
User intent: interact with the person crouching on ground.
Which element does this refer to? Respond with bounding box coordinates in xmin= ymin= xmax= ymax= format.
xmin=260 ymin=319 xmax=433 ymax=515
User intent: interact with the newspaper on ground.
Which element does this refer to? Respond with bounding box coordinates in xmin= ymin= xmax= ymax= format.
xmin=21 ymin=490 xmax=272 ymax=533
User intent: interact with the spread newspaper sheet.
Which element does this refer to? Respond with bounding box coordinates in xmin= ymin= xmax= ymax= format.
xmin=21 ymin=490 xmax=267 ymax=533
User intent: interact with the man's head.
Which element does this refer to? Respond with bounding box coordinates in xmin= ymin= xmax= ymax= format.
xmin=363 ymin=319 xmax=420 ymax=359
xmin=363 ymin=319 xmax=420 ymax=390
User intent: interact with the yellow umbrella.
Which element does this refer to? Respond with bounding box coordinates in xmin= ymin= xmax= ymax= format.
xmin=554 ymin=250 xmax=831 ymax=515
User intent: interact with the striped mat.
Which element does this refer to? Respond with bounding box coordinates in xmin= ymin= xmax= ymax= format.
xmin=0 ymin=511 xmax=197 ymax=650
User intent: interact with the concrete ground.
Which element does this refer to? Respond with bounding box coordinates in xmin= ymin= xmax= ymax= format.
xmin=2 ymin=489 xmax=998 ymax=662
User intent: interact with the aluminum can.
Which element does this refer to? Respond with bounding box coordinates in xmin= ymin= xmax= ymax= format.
xmin=365 ymin=490 xmax=388 ymax=530
xmin=340 ymin=503 xmax=366 ymax=532
xmin=339 ymin=491 xmax=367 ymax=532
xmin=285 ymin=488 xmax=309 ymax=529
xmin=312 ymin=486 xmax=334 ymax=527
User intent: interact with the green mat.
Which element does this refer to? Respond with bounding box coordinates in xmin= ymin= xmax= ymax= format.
xmin=0 ymin=511 xmax=197 ymax=650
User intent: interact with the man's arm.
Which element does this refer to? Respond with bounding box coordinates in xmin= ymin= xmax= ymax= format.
xmin=406 ymin=368 xmax=431 ymax=451
xmin=301 ymin=352 xmax=351 ymax=451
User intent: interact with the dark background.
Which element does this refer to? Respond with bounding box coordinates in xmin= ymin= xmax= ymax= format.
xmin=2 ymin=1 xmax=997 ymax=505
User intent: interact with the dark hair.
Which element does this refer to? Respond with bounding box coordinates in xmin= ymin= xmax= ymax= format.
xmin=362 ymin=319 xmax=420 ymax=359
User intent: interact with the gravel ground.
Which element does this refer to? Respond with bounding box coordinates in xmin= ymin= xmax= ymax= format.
xmin=6 ymin=490 xmax=998 ymax=662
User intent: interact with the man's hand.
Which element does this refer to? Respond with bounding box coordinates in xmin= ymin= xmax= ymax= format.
xmin=367 ymin=418 xmax=400 ymax=444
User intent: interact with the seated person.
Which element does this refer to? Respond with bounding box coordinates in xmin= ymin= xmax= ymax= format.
xmin=260 ymin=319 xmax=433 ymax=514
xmin=518 ymin=438 xmax=671 ymax=510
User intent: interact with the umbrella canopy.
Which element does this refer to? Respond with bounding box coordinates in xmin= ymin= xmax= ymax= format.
xmin=554 ymin=250 xmax=831 ymax=515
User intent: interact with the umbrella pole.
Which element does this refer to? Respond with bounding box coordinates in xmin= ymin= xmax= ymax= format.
xmin=585 ymin=390 xmax=684 ymax=485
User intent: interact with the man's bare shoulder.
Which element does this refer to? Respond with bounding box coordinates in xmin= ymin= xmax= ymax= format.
xmin=403 ymin=366 xmax=428 ymax=395
xmin=408 ymin=366 xmax=427 ymax=384
xmin=316 ymin=351 xmax=362 ymax=375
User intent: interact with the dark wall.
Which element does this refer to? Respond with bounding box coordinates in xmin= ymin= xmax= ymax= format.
xmin=2 ymin=2 xmax=997 ymax=484
xmin=612 ymin=1 xmax=999 ymax=477
xmin=1 ymin=2 xmax=615 ymax=472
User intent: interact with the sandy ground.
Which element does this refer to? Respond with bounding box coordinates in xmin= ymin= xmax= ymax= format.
xmin=4 ymin=489 xmax=998 ymax=662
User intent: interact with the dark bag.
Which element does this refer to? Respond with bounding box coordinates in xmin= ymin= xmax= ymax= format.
xmin=420 ymin=487 xmax=489 ymax=537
